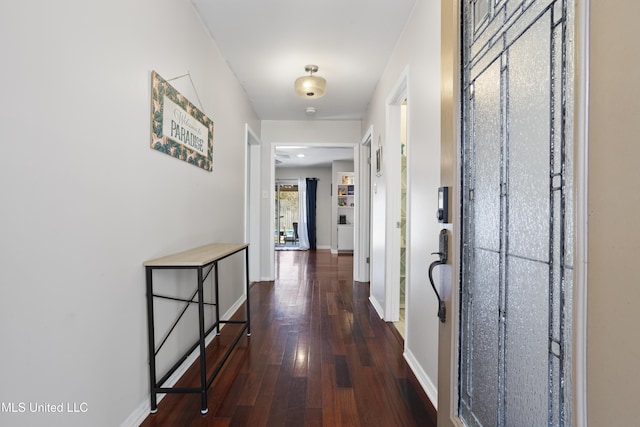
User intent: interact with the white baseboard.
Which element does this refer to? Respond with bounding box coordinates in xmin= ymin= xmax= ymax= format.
xmin=119 ymin=400 xmax=151 ymax=427
xmin=368 ymin=295 xmax=385 ymax=319
xmin=403 ymin=347 xmax=438 ymax=411
xmin=120 ymin=295 xmax=247 ymax=427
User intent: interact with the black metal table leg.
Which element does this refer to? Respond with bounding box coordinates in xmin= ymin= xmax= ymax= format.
xmin=146 ymin=267 xmax=158 ymax=413
xmin=197 ymin=266 xmax=208 ymax=414
xmin=245 ymin=248 xmax=251 ymax=336
xmin=214 ymin=261 xmax=220 ymax=335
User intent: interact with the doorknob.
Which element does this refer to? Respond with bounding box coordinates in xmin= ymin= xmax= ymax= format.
xmin=428 ymin=229 xmax=448 ymax=323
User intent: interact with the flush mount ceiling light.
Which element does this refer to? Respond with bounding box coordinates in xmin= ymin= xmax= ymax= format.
xmin=294 ymin=65 xmax=326 ymax=99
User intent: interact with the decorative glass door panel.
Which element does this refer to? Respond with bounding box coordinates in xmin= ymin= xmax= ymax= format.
xmin=460 ymin=0 xmax=573 ymax=425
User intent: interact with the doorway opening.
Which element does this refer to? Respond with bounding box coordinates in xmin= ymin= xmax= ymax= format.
xmin=394 ymin=100 xmax=408 ymax=338
xmin=274 ymin=181 xmax=300 ymax=250
xmin=384 ymin=68 xmax=409 ymax=333
xmin=267 ymin=142 xmax=361 ymax=281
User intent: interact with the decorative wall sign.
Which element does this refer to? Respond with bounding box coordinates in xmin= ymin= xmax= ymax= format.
xmin=150 ymin=71 xmax=213 ymax=171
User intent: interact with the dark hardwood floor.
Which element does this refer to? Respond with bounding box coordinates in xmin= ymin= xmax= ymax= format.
xmin=141 ymin=250 xmax=437 ymax=427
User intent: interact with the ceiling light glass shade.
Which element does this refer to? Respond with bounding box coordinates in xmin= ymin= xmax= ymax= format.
xmin=294 ymin=72 xmax=326 ymax=99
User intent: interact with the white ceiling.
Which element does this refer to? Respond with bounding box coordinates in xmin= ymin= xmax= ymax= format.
xmin=191 ymin=0 xmax=416 ymax=166
xmin=191 ymin=0 xmax=416 ymax=121
xmin=275 ymin=146 xmax=354 ymax=168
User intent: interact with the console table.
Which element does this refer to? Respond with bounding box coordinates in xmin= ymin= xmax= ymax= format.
xmin=143 ymin=243 xmax=251 ymax=414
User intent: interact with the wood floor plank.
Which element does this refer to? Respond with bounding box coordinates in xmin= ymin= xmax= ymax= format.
xmin=334 ymin=355 xmax=352 ymax=388
xmin=336 ymin=388 xmax=361 ymax=427
xmin=292 ymin=332 xmax=309 ymax=378
xmin=284 ymin=377 xmax=307 ymax=426
xmin=140 ymin=250 xmax=436 ymax=427
xmin=303 ymin=408 xmax=322 ymax=427
xmin=320 ymin=362 xmax=339 ymax=427
xmin=243 ymin=364 xmax=280 ymax=427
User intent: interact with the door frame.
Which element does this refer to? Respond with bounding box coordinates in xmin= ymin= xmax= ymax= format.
xmin=244 ymin=124 xmax=261 ymax=283
xmin=384 ymin=67 xmax=409 ymax=323
xmin=358 ymin=126 xmax=373 ymax=282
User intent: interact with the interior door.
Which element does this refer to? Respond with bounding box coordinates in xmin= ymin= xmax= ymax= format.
xmin=459 ymin=0 xmax=574 ymax=425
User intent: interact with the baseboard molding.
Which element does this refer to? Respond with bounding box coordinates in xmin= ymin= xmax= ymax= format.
xmin=368 ymin=295 xmax=385 ymax=319
xmin=119 ymin=400 xmax=150 ymax=427
xmin=120 ymin=295 xmax=247 ymax=427
xmin=316 ymin=245 xmax=330 ymax=250
xmin=404 ymin=347 xmax=438 ymax=411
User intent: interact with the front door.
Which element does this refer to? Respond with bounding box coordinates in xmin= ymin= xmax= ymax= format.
xmin=459 ymin=0 xmax=574 ymax=425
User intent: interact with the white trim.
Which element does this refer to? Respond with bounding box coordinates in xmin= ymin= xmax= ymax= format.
xmin=404 ymin=347 xmax=438 ymax=410
xmin=245 ymin=124 xmax=261 ymax=283
xmin=357 ymin=126 xmax=373 ymax=282
xmin=384 ymin=66 xmax=409 ymax=323
xmin=403 ymin=97 xmax=412 ymax=343
xmin=387 ymin=67 xmax=409 ymax=106
xmin=574 ymin=0 xmax=590 ymax=425
xmin=368 ymin=295 xmax=385 ymax=319
xmin=268 ymin=143 xmax=276 ymax=280
xmin=120 ymin=295 xmax=247 ymax=427
xmin=352 ymin=147 xmax=361 ymax=275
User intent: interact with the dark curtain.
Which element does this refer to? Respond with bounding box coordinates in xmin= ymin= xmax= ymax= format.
xmin=306 ymin=178 xmax=318 ymax=249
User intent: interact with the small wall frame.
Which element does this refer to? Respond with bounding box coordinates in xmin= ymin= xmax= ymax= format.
xmin=375 ymin=142 xmax=383 ymax=177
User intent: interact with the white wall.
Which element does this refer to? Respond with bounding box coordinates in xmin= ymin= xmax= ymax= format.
xmin=0 ymin=1 xmax=259 ymax=426
xmin=275 ymin=167 xmax=333 ymax=249
xmin=260 ymin=120 xmax=361 ymax=280
xmin=362 ymin=0 xmax=442 ymax=406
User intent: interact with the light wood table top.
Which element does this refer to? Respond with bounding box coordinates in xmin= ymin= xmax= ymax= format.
xmin=143 ymin=243 xmax=249 ymax=267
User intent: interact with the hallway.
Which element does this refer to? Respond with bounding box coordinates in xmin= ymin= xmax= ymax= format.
xmin=141 ymin=250 xmax=436 ymax=426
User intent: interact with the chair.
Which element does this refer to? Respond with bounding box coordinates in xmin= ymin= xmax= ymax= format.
xmin=283 ymin=223 xmax=299 ymax=246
